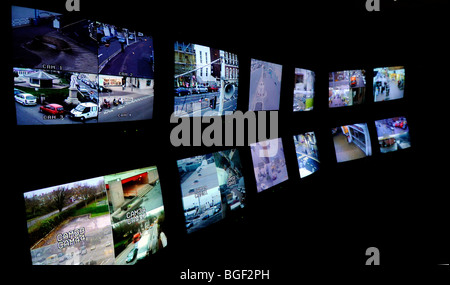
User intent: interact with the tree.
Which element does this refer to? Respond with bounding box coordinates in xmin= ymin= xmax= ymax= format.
xmin=52 ymin=186 xmax=69 ymax=213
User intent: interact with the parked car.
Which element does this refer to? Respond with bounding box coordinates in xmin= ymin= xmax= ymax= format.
xmin=208 ymin=86 xmax=219 ymax=92
xmin=193 ymin=85 xmax=208 ymax=94
xmin=39 ymin=104 xmax=65 ymax=116
xmin=174 ymin=87 xmax=191 ymax=96
xmin=14 ymin=89 xmax=37 ymax=106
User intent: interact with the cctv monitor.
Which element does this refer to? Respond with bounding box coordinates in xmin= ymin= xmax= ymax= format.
xmin=177 ymin=149 xmax=246 ymax=234
xmin=250 ymin=138 xmax=289 ymax=193
xmin=293 ymin=68 xmax=315 ymax=112
xmin=332 ymin=123 xmax=372 ymax=163
xmin=248 ymin=59 xmax=283 ymax=111
xmin=23 ymin=177 xmax=115 ymax=265
xmin=293 ymin=132 xmax=320 ymax=178
xmin=375 ymin=116 xmax=411 ymax=153
xmin=97 ymin=74 xmax=154 ymax=122
xmin=373 ymin=66 xmax=405 ymax=102
xmin=329 ymin=69 xmax=366 ymax=108
xmin=97 ymin=22 xmax=154 ymax=79
xmin=12 ymin=5 xmax=98 ymax=74
xmin=14 ymin=68 xmax=100 ymax=125
xmin=104 ymin=166 xmax=166 ymax=265
xmin=174 ymin=42 xmax=239 ymax=117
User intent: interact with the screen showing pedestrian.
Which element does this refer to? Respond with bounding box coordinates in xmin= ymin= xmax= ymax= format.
xmin=373 ymin=66 xmax=405 ymax=102
xmin=177 ymin=149 xmax=246 ymax=234
xmin=329 ymin=69 xmax=366 ymax=108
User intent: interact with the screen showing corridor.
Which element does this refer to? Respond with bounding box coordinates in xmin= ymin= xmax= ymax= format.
xmin=332 ymin=123 xmax=372 ymax=163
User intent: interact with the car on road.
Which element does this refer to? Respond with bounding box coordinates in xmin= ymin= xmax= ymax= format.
xmin=14 ymin=89 xmax=37 ymax=106
xmin=193 ymin=85 xmax=208 ymax=94
xmin=39 ymin=104 xmax=65 ymax=116
xmin=174 ymin=87 xmax=191 ymax=96
xmin=208 ymin=86 xmax=219 ymax=92
xmin=126 ymin=247 xmax=138 ymax=263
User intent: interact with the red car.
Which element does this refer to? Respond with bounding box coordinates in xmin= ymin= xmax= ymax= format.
xmin=208 ymin=86 xmax=219 ymax=92
xmin=40 ymin=104 xmax=65 ymax=116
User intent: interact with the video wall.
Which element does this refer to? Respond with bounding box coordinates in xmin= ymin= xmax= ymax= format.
xmin=12 ymin=5 xmax=412 ymax=266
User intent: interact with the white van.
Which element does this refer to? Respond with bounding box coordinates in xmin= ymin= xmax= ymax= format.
xmin=70 ymin=102 xmax=98 ymax=121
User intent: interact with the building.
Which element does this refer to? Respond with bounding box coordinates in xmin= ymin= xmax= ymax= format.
xmin=193 ymin=44 xmax=215 ymax=86
xmin=174 ymin=42 xmax=196 ymax=87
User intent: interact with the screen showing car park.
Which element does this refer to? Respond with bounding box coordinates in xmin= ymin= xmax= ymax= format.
xmin=23 ymin=166 xmax=166 ymax=265
xmin=177 ymin=149 xmax=246 ymax=234
xmin=12 ymin=6 xmax=154 ymax=125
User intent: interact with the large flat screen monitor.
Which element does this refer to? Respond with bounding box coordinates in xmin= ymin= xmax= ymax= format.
xmin=23 ymin=166 xmax=166 ymax=265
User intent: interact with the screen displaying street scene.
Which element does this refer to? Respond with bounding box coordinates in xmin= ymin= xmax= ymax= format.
xmin=12 ymin=6 xmax=98 ymax=74
xmin=14 ymin=68 xmax=99 ymax=125
xmin=97 ymin=22 xmax=154 ymax=79
xmin=375 ymin=116 xmax=411 ymax=153
xmin=332 ymin=123 xmax=372 ymax=163
xmin=98 ymin=75 xmax=154 ymax=122
xmin=24 ymin=177 xmax=115 ymax=265
xmin=373 ymin=66 xmax=405 ymax=102
xmin=329 ymin=69 xmax=366 ymax=108
xmin=293 ymin=68 xmax=315 ymax=111
xmin=177 ymin=149 xmax=246 ymax=234
xmin=174 ymin=42 xmax=239 ymax=117
xmin=104 ymin=166 xmax=167 ymax=265
xmin=249 ymin=59 xmax=283 ymax=111
xmin=250 ymin=138 xmax=288 ymax=193
xmin=293 ymin=132 xmax=320 ymax=178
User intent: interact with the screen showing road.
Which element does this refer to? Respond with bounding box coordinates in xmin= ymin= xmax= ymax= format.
xmin=174 ymin=42 xmax=239 ymax=117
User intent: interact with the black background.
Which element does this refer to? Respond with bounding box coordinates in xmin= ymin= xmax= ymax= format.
xmin=5 ymin=0 xmax=449 ymax=280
